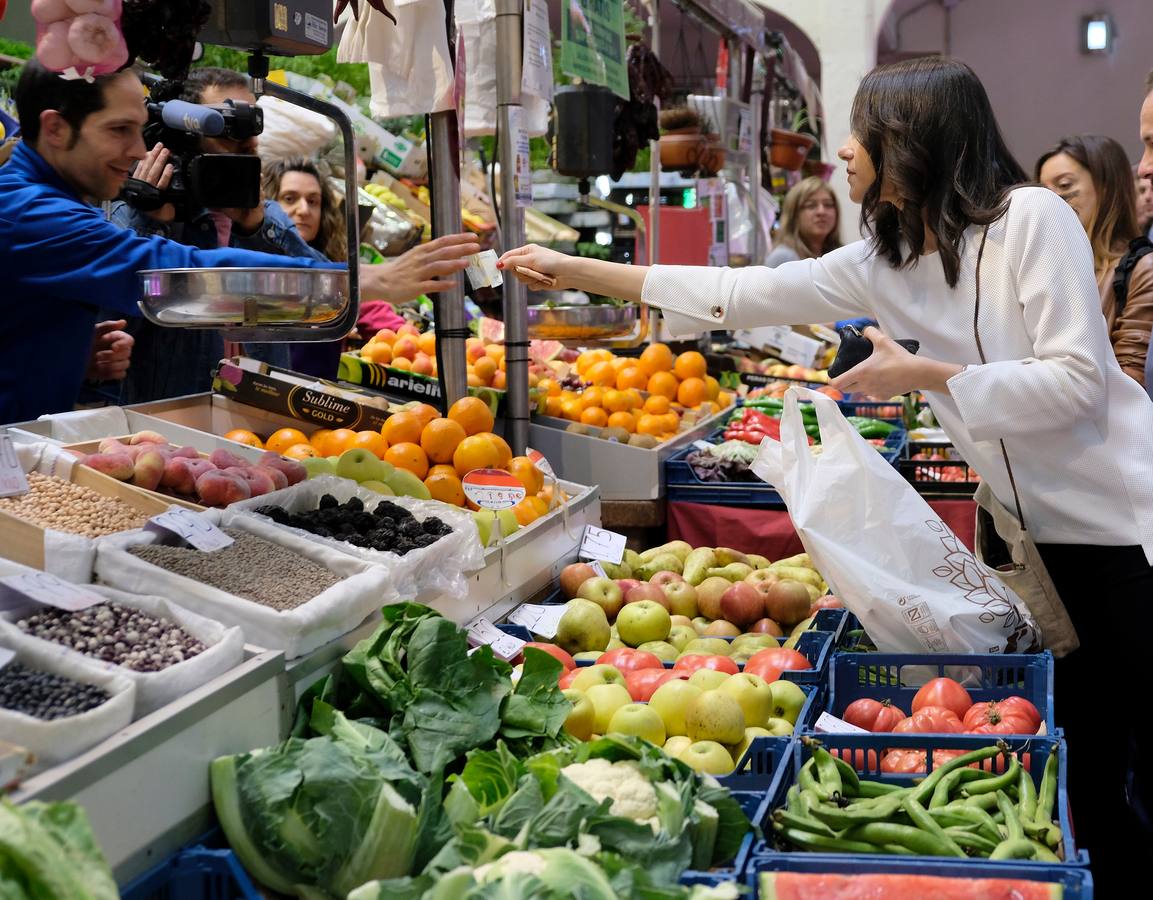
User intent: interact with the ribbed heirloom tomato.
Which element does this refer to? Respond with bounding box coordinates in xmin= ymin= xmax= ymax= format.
xmin=841 ymin=698 xmax=907 ymax=733
xmin=962 ymin=700 xmax=1038 ymax=735
xmin=911 ymin=676 xmax=972 ymax=719
xmin=880 ymin=748 xmax=970 ymax=775
xmin=892 ymin=705 xmax=964 ymax=733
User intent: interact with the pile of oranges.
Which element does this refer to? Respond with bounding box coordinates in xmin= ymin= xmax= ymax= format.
xmin=358 ymin=326 xmax=523 ymax=392
xmin=537 ymin=345 xmax=732 ymax=441
xmin=222 ymin=397 xmax=554 ymax=526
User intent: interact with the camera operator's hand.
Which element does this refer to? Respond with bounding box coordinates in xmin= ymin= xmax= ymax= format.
xmin=360 ymin=233 xmax=482 ymax=303
xmin=133 ymin=144 xmax=176 ymax=223
xmin=219 ymin=205 xmax=266 ymax=234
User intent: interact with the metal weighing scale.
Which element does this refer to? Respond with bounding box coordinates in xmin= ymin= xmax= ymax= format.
xmin=137 ymin=0 xmax=359 ymax=342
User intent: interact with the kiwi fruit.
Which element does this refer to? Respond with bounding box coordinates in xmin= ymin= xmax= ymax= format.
xmin=628 ymin=434 xmax=658 ymax=449
xmin=603 ymin=426 xmax=631 ymax=443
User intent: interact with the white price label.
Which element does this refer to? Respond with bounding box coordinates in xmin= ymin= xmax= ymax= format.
xmin=579 ymin=525 xmax=627 ymax=565
xmin=589 ymin=560 xmax=608 ymax=578
xmin=0 ymin=572 xmax=105 ymax=612
xmin=0 ymin=433 xmax=29 ymax=499
xmin=506 ymin=603 xmax=567 ymax=639
xmin=693 ymin=440 xmax=714 ymax=452
xmin=147 ymin=508 xmax=234 ymax=551
xmin=779 ymin=331 xmax=823 ymax=369
xmin=466 ymin=618 xmax=526 ymax=662
xmin=462 ymin=469 xmax=527 ymax=511
xmin=0 ymin=647 xmax=15 ymax=670
xmin=814 ymin=712 xmax=869 ymax=735
xmin=525 ymin=448 xmax=555 ymax=479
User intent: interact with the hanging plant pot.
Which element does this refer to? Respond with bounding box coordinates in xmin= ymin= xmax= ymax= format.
xmin=802 ymin=158 xmax=837 ymax=181
xmin=697 ymin=136 xmax=726 ymax=178
xmin=770 ymin=129 xmax=817 ymax=171
xmin=659 ymin=132 xmax=705 ymax=170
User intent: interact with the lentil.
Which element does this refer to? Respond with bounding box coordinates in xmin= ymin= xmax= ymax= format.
xmin=0 ymin=473 xmax=150 ymax=538
xmin=255 ymin=495 xmax=452 ymax=556
xmin=17 ymin=603 xmax=206 ymax=672
xmin=0 ymin=662 xmax=110 ymax=720
xmin=127 ymin=529 xmax=341 ymax=611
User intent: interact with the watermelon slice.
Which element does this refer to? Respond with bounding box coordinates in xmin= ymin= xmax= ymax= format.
xmin=529 ymin=339 xmax=565 ymax=363
xmin=478 ymin=316 xmax=505 ymax=343
xmin=760 ymin=871 xmax=1062 ymax=899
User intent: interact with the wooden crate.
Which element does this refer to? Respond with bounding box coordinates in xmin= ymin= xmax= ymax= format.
xmin=62 ymin=437 xmax=206 ymax=512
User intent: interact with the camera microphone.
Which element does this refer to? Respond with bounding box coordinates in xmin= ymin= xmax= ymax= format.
xmin=158 ymin=100 xmax=225 ymax=137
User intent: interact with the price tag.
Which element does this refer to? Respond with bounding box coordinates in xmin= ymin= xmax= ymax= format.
xmin=579 ymin=525 xmax=627 ymax=565
xmin=779 ymin=331 xmax=823 ymax=369
xmin=813 ymin=712 xmax=869 ymax=735
xmin=693 ymin=440 xmax=714 ymax=452
xmin=466 ymin=617 xmax=526 ymax=662
xmin=0 ymin=572 xmax=105 ymax=612
xmin=0 ymin=647 xmax=15 ymax=670
xmin=0 ymin=433 xmax=29 ymax=499
xmin=146 ymin=508 xmax=234 ymax=552
xmin=507 ymin=603 xmax=567 ymax=639
xmin=589 ymin=560 xmax=608 ymax=578
xmin=525 ymin=447 xmax=555 ymax=479
xmin=462 ymin=469 xmax=527 ymax=511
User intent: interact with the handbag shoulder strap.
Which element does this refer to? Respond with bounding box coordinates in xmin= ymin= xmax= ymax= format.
xmin=972 ymin=224 xmax=1029 ymax=529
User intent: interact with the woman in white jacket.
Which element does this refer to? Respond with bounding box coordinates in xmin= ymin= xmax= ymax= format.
xmin=501 ymin=57 xmax=1153 ymax=886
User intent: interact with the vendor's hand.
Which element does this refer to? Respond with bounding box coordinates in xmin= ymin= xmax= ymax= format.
xmin=361 ymin=233 xmax=482 ymax=304
xmin=830 ymin=326 xmax=923 ymax=399
xmin=498 ymin=244 xmax=579 ymax=290
xmin=86 ymin=320 xmax=134 ymax=382
xmin=132 ymin=144 xmax=176 ymax=223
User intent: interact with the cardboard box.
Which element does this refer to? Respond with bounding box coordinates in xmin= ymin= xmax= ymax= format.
xmin=338 ymin=353 xmax=504 ymax=414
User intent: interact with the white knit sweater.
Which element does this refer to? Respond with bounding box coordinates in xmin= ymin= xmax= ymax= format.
xmin=643 ymin=186 xmax=1153 ymax=562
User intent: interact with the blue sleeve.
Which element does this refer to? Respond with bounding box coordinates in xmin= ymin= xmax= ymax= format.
xmin=108 ymin=200 xmax=172 ymax=239
xmin=7 ymin=199 xmax=344 ymax=319
xmin=233 ymin=201 xmax=329 ymax=261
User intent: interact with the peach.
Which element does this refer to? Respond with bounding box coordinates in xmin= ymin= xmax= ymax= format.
xmin=132 ymin=450 xmax=166 ymax=491
xmin=81 ymin=452 xmax=134 ymax=480
xmin=254 ymin=465 xmax=288 ymax=491
xmin=196 ymin=470 xmax=251 ymax=507
xmin=209 ymin=448 xmax=250 ymax=470
xmin=223 ymin=466 xmax=276 ymax=498
xmin=258 ymin=452 xmax=307 ymax=486
xmin=393 ymin=336 xmax=419 ymax=360
xmin=411 ymin=353 xmax=434 ymax=376
xmin=129 ymin=430 xmax=168 ymax=445
xmin=170 ymin=445 xmax=200 ymax=460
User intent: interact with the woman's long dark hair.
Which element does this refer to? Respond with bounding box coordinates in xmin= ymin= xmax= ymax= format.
xmin=851 ymin=57 xmax=1027 ymax=287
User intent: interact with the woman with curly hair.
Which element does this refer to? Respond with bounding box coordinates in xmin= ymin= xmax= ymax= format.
xmin=262 ymin=156 xmax=348 ymax=263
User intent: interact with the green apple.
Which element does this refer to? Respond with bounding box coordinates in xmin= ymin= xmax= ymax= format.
xmin=687 ymin=669 xmax=730 ymax=692
xmin=663 ymin=735 xmax=692 ymax=758
xmin=635 ymin=640 xmax=678 ymax=662
xmin=718 ymin=672 xmax=775 ymax=727
xmin=571 ymin=664 xmax=626 ymax=692
xmin=608 ymin=703 xmax=666 ymax=745
xmin=336 ymin=448 xmax=385 ymax=483
xmin=680 ymin=638 xmax=731 ymax=658
xmin=585 ymin=683 xmax=633 ymax=734
xmin=730 ymin=726 xmax=774 ymax=770
xmin=649 ymin=679 xmax=704 ymax=737
xmin=667 ymin=624 xmax=697 ymax=652
xmin=765 ymin=717 xmax=795 ymax=737
xmin=731 ymin=633 xmax=780 ymax=654
xmin=359 ymin=480 xmax=396 ymax=495
xmin=769 ymin=679 xmax=808 ymax=724
xmin=678 ymin=740 xmax=735 ymax=776
xmin=473 ymin=510 xmax=496 ymax=546
xmin=790 ymin=616 xmax=815 ymax=637
xmin=691 ymin=616 xmax=711 ymax=635
xmin=384 ymin=467 xmax=430 ymax=499
xmin=554 ymin=599 xmax=611 ymax=655
xmin=496 ymin=508 xmax=520 ymax=537
xmin=685 ymin=690 xmax=746 ymax=745
xmin=604 ymin=637 xmax=626 ymax=651
xmin=562 ymin=688 xmax=595 ymax=741
xmin=301 ymin=456 xmax=338 ymax=478
xmin=616 ymin=600 xmax=671 ymax=647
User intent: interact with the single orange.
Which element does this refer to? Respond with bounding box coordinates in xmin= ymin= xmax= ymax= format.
xmin=507 ymin=456 xmax=544 ymax=494
xmin=643 ymin=394 xmax=671 ymax=415
xmin=575 ymin=350 xmax=597 ymax=376
xmin=408 ymin=403 xmax=440 ymax=428
xmin=390 ymin=357 xmax=413 ymax=371
xmin=586 ymin=360 xmax=617 ymax=387
xmin=539 ymin=377 xmax=561 ymax=397
xmin=677 ymin=376 xmax=708 ymax=408
xmin=673 ymin=350 xmax=708 ymax=381
xmin=579 ymin=386 xmax=605 ymax=410
xmin=224 ymin=428 xmax=264 ymax=449
xmin=350 ymin=430 xmax=389 ymax=459
xmin=382 ymin=411 xmax=423 ymax=447
xmin=611 ymin=357 xmax=632 ymax=375
xmin=661 ymin=412 xmax=680 ymax=434
xmin=417 ymin=332 xmax=437 ymax=356
xmin=607 ymin=411 xmax=637 ymax=433
xmin=420 ymin=417 xmax=467 ymax=464
xmin=385 ymin=442 xmax=429 ymax=479
xmin=282 ymin=443 xmax=316 ymax=459
xmin=448 ymin=396 xmax=496 ymax=436
xmin=471 ymin=356 xmax=498 ymax=385
xmin=616 ymin=366 xmax=648 ymax=391
xmin=545 ymin=395 xmax=564 ymax=417
xmin=637 ymin=414 xmax=665 ymax=436
xmin=624 ymin=388 xmax=645 ymax=410
xmin=323 ymin=428 xmax=359 ymax=456
xmin=560 ymin=397 xmax=584 ymax=421
xmin=481 ymin=432 xmax=514 ymax=469
xmin=638 ymin=342 xmax=674 ymax=376
xmin=525 ymin=495 xmax=548 ymax=518
xmin=308 ymin=428 xmax=333 ymax=451
xmin=453 ymin=434 xmax=502 ymax=476
xmin=705 ymin=375 xmax=721 ymax=400
xmin=511 ymin=498 xmax=543 ymax=526
xmin=265 ymin=427 xmax=309 ymax=455
xmin=428 ymin=463 xmax=458 ymax=479
xmin=424 ymin=470 xmax=465 ymax=506
xmin=647 ymin=371 xmax=679 ymax=400
xmin=718 ymin=390 xmax=735 ymax=408
xmin=603 ymin=389 xmax=631 ymax=413
xmin=580 ymin=407 xmax=608 ymax=427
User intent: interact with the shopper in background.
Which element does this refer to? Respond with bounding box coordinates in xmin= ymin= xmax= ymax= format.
xmin=502 ymin=57 xmax=1153 ymax=890
xmin=1037 ymin=135 xmax=1153 ymax=385
xmin=1135 ymin=163 xmax=1153 ymax=239
xmin=765 ymin=175 xmax=842 ymax=267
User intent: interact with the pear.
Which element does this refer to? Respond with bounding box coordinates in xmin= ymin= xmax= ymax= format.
xmin=637 ymin=553 xmax=684 ymax=581
xmin=384 ymin=468 xmax=431 ymax=500
xmin=600 ymin=560 xmax=633 ymax=580
xmin=768 ymin=565 xmax=823 ymax=589
xmin=623 ymin=549 xmax=642 ymax=569
xmin=714 ymin=547 xmax=749 ymax=566
xmin=683 ymin=548 xmax=719 ymax=585
xmin=706 ymin=563 xmax=754 ymax=582
xmin=638 ymin=540 xmax=694 ymax=564
xmin=773 ymin=553 xmax=812 ymax=569
xmin=555 ymin=598 xmax=611 ymax=655
xmin=747 ymin=554 xmax=772 ymax=569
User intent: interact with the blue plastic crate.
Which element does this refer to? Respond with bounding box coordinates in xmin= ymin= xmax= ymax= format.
xmin=746 ymin=855 xmax=1092 ymax=898
xmin=826 ymin=651 xmax=1055 ymax=734
xmin=680 ymin=736 xmax=794 ymax=887
xmin=809 ymin=608 xmax=848 ymax=643
xmin=835 ymin=611 xmax=877 ymax=651
xmin=751 ymin=733 xmax=1086 ymax=868
xmin=120 ymin=846 xmax=260 ymax=900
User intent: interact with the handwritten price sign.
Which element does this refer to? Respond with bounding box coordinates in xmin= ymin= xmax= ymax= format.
xmin=462 ymin=469 xmax=527 ymax=511
xmin=0 ymin=572 xmax=105 ymax=612
xmin=147 ymin=508 xmax=234 ymax=551
xmin=0 ymin=432 xmax=29 ymax=499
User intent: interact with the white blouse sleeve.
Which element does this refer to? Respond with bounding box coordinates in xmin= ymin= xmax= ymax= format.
xmin=641 ymin=241 xmax=873 ymax=334
xmin=947 ymin=188 xmax=1110 ymax=441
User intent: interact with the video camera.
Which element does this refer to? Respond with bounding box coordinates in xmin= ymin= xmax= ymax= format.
xmin=119 ymin=96 xmax=265 ymax=219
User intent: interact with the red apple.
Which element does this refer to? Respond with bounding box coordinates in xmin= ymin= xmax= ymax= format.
xmin=703 ymin=619 xmax=740 ymax=637
xmin=810 ymin=595 xmax=843 ymax=615
xmin=695 ymin=576 xmax=731 ymax=621
xmin=763 ymin=580 xmax=812 ymax=626
xmin=576 ymin=577 xmax=625 ymax=621
xmin=616 ymin=579 xmax=642 ymax=597
xmin=624 ymin=582 xmax=670 ymax=610
xmin=749 ymin=618 xmax=785 ymax=637
xmin=719 ymin=582 xmax=767 ymax=628
xmin=649 ymin=571 xmax=686 ymax=587
xmin=519 ymin=642 xmax=576 ymax=670
xmin=560 ymin=562 xmax=598 ymax=599
xmin=663 ymin=581 xmax=698 ymax=618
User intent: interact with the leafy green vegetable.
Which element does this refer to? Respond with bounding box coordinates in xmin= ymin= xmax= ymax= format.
xmin=0 ymin=800 xmax=117 ymax=900
xmin=210 ymin=713 xmax=431 ymax=898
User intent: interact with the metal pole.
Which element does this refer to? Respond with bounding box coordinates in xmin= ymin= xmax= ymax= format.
xmin=647 ymin=0 xmax=661 ymax=270
xmin=428 ymin=0 xmax=469 ymax=407
xmin=496 ymin=0 xmax=529 ymax=455
xmin=748 ymin=51 xmax=763 ymax=263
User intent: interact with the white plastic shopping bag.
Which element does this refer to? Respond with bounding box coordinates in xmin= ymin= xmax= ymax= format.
xmin=752 ymin=388 xmax=1040 ymax=654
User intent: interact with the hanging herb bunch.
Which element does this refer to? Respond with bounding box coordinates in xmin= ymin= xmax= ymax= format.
xmin=609 ymin=32 xmax=673 ymax=178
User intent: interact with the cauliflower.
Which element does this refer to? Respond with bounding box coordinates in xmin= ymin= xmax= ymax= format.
xmin=560 ymin=758 xmax=659 ymax=825
xmin=473 ymin=850 xmax=548 ymax=883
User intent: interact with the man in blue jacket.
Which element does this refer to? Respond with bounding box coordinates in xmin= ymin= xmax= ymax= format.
xmin=0 ymin=60 xmax=338 ymax=424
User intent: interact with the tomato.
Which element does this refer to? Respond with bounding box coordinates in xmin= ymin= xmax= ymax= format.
xmin=842 ymin=698 xmax=907 ymax=733
xmin=625 ymin=668 xmax=687 ymax=702
xmin=880 ymin=748 xmax=969 ymax=775
xmin=672 ymin=654 xmax=740 ymax=675
xmin=521 ymin=642 xmax=575 ymax=670
xmin=597 ymin=648 xmax=664 ymax=673
xmin=995 ymin=696 xmax=1043 ymax=733
xmin=831 ymin=747 xmax=880 ymax=771
xmin=892 ymin=705 xmax=964 ymax=734
xmin=744 ymin=660 xmax=783 ymax=684
xmin=962 ymin=701 xmax=1036 ymax=735
xmin=747 ymin=647 xmax=811 ymax=672
xmin=911 ymin=677 xmax=972 ymax=719
xmin=558 ymin=668 xmax=582 ymax=690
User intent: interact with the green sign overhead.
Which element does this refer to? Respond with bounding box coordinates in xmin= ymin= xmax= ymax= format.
xmin=560 ymin=0 xmax=630 ymax=100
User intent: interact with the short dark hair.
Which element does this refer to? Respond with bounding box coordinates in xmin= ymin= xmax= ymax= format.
xmin=181 ymin=67 xmax=251 ymax=104
xmin=850 ymin=56 xmax=1027 ymax=288
xmin=14 ymin=58 xmax=122 ymax=147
